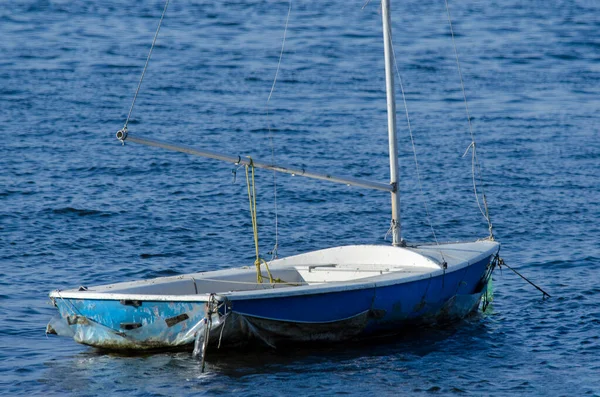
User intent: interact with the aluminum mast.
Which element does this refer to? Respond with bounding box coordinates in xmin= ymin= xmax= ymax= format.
xmin=381 ymin=0 xmax=402 ymax=246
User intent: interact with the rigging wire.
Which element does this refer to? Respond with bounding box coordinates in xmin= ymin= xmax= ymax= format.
xmin=265 ymin=0 xmax=292 ymax=260
xmin=384 ymin=23 xmax=444 ymax=252
xmin=122 ymin=0 xmax=170 ymax=133
xmin=443 ymin=0 xmax=494 ymax=238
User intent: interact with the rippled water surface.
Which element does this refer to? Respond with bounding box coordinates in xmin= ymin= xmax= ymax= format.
xmin=1 ymin=0 xmax=599 ymax=395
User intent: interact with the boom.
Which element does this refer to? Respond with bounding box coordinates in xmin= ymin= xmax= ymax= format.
xmin=117 ymin=131 xmax=394 ymax=193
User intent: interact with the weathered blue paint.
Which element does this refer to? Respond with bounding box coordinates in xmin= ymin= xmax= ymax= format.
xmin=51 ymin=298 xmax=209 ymax=349
xmin=55 ymin=299 xmax=203 ymax=331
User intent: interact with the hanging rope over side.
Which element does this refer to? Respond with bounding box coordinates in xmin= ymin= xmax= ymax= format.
xmin=444 ymin=0 xmax=494 ymax=239
xmin=117 ymin=0 xmax=170 ymax=143
xmin=245 ymin=158 xmax=275 ymax=284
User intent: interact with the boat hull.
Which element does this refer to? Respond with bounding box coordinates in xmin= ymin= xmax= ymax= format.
xmin=48 ymin=254 xmax=495 ymax=350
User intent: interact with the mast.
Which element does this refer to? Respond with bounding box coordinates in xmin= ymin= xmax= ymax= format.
xmin=381 ymin=0 xmax=402 ymax=246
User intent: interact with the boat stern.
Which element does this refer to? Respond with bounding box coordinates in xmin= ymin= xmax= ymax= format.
xmin=47 ymin=290 xmax=214 ymax=350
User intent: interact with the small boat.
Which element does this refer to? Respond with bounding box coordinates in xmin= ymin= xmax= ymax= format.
xmin=47 ymin=0 xmax=500 ymax=357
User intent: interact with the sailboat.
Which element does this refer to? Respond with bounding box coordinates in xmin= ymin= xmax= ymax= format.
xmin=47 ymin=0 xmax=500 ymax=358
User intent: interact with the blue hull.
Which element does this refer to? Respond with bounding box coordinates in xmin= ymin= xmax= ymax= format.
xmin=48 ymin=254 xmax=495 ymax=350
xmin=224 ymin=256 xmax=492 ymax=344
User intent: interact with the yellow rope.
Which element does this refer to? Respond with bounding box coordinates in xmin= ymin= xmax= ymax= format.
xmin=245 ymin=158 xmax=274 ymax=284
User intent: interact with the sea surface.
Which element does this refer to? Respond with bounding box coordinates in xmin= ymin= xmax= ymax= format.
xmin=1 ymin=0 xmax=599 ymax=395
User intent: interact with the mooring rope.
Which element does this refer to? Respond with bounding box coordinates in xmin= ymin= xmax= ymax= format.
xmin=497 ymin=256 xmax=551 ymax=298
xmin=197 ymin=293 xmax=219 ymax=372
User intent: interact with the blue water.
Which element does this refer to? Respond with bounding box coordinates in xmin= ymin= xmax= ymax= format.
xmin=1 ymin=0 xmax=599 ymax=395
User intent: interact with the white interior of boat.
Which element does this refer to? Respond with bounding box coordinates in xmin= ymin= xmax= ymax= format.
xmin=51 ymin=242 xmax=498 ymax=300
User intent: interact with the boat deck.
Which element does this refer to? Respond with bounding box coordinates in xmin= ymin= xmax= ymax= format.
xmin=50 ymin=241 xmax=499 ymax=299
